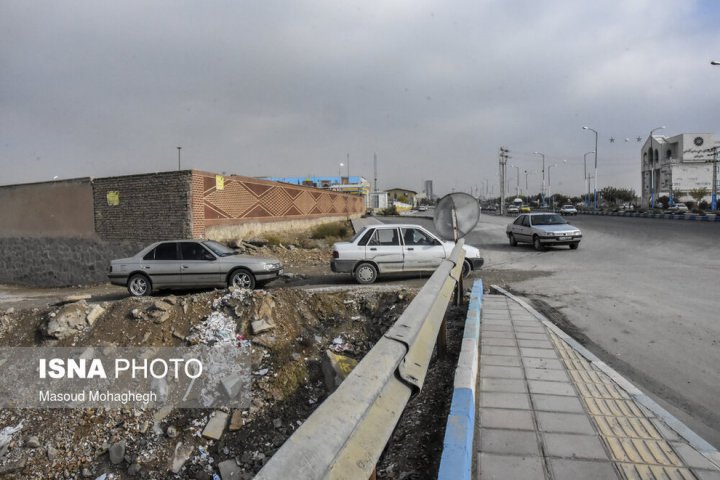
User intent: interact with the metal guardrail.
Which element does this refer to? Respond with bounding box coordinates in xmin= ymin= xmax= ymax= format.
xmin=256 ymin=241 xmax=466 ymax=480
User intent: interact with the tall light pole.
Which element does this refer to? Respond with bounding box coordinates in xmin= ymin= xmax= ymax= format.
xmin=339 ymin=162 xmax=344 ymax=178
xmin=533 ymin=151 xmax=545 ymax=203
xmin=177 ymin=146 xmax=182 ymax=170
xmin=648 ymin=126 xmax=666 ymax=209
xmin=346 ymin=153 xmax=350 ymax=177
xmin=547 ymin=160 xmax=565 ymax=210
xmin=511 ymin=165 xmax=520 ymax=196
xmin=583 ymin=151 xmax=594 ymax=208
xmin=582 ymin=127 xmax=599 ymax=209
xmin=711 ymin=60 xmax=720 ymax=65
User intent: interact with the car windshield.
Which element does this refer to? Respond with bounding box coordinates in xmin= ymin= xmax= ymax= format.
xmin=203 ymin=240 xmax=235 ymax=257
xmin=532 ymin=214 xmax=567 ymax=226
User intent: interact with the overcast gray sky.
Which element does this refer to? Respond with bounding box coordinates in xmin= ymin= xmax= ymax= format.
xmin=2 ymin=0 xmax=719 ymax=196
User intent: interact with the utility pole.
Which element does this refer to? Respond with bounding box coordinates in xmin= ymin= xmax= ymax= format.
xmin=177 ymin=146 xmax=182 ymax=170
xmin=499 ymin=147 xmax=510 ymax=215
xmin=373 ymin=153 xmax=378 ymax=192
xmin=712 ymin=145 xmax=718 ymax=211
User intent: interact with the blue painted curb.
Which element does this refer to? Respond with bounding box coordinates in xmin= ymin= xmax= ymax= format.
xmin=579 ymin=211 xmax=718 ymax=222
xmin=438 ymin=280 xmax=483 ymax=480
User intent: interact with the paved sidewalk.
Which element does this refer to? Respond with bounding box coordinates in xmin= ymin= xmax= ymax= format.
xmin=476 ymin=293 xmax=720 ymax=480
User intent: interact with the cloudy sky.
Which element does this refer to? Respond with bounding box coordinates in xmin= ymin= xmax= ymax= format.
xmin=2 ymin=0 xmax=719 ymax=196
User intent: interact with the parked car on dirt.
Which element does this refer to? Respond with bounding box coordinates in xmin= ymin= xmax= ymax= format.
xmin=109 ymin=240 xmax=283 ymax=296
xmin=559 ymin=204 xmax=578 ymax=215
xmin=330 ymin=224 xmax=484 ymax=284
xmin=506 ymin=213 xmax=582 ymax=251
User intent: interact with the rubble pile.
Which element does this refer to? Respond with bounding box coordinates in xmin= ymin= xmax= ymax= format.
xmin=0 ymin=286 xmax=414 ymax=479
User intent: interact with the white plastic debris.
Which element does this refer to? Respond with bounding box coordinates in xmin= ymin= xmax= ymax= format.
xmin=0 ymin=420 xmax=23 ymax=449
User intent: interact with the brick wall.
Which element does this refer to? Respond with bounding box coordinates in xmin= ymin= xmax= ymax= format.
xmin=190 ymin=171 xmax=365 ymax=238
xmin=93 ymin=171 xmax=193 ymax=241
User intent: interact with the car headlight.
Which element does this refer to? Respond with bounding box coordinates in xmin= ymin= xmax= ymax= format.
xmin=263 ymin=263 xmax=281 ymax=271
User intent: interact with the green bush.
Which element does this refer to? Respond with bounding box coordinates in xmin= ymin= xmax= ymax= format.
xmin=310 ymin=222 xmax=349 ymax=240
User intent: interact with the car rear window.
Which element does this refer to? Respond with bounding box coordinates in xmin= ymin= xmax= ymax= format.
xmin=154 ymin=242 xmax=179 ymax=260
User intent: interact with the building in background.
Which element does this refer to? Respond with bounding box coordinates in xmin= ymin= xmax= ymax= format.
xmin=424 ymin=180 xmax=434 ymax=201
xmin=386 ymin=188 xmax=417 ymax=207
xmin=263 ymin=176 xmax=371 ymax=205
xmin=641 ymin=133 xmax=718 ymax=206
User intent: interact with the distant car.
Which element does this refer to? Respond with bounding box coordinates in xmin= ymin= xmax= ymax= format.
xmin=507 ymin=205 xmax=520 ymax=214
xmin=109 ymin=240 xmax=283 ymax=296
xmin=559 ymin=204 xmax=577 ymax=215
xmin=506 ymin=213 xmax=582 ymax=251
xmin=331 ymin=224 xmax=484 ymax=284
xmin=667 ymin=203 xmax=689 ymax=213
xmin=418 ymin=205 xmax=428 ymax=212
xmin=519 ymin=205 xmax=532 ymax=213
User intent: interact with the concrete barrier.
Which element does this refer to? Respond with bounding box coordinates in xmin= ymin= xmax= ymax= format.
xmin=438 ymin=280 xmax=483 ymax=480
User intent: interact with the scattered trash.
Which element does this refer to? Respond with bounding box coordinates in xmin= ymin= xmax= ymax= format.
xmin=0 ymin=421 xmax=23 ymax=449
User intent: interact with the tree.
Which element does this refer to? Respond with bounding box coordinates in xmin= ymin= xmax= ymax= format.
xmin=600 ymin=187 xmax=636 ymax=205
xmin=689 ymin=188 xmax=708 ymax=210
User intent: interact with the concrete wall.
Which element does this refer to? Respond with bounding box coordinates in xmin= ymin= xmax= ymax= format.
xmin=93 ymin=171 xmax=193 ymax=242
xmin=0 ymin=178 xmax=95 ymax=237
xmin=0 ymin=237 xmax=145 ymax=287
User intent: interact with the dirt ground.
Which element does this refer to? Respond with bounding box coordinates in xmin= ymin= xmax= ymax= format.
xmin=0 ymin=225 xmax=507 ymax=479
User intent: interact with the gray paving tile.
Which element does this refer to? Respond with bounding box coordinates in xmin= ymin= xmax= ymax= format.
xmin=516 ymin=332 xmax=550 ymax=341
xmin=482 ymin=345 xmax=519 ymax=356
xmin=517 ymin=339 xmax=554 ymax=349
xmin=523 ymin=358 xmax=564 ymax=370
xmin=549 ymin=459 xmax=619 ymax=480
xmin=480 ymin=392 xmax=531 ymax=410
xmin=671 ymin=442 xmax=720 ymax=470
xmin=513 ymin=320 xmax=540 ymax=327
xmin=525 ymin=367 xmax=569 ymax=382
xmin=478 ymin=453 xmax=545 ymax=480
xmin=543 ymin=433 xmax=609 ymax=460
xmin=515 ymin=326 xmax=546 ymax=333
xmin=532 ymin=394 xmax=585 ymax=413
xmin=481 ymin=365 xmax=524 ymax=379
xmin=479 ymin=429 xmax=540 ymax=456
xmin=482 ymin=325 xmax=514 ymax=333
xmin=479 ymin=408 xmax=535 ymax=430
xmin=480 ymin=378 xmax=527 ymax=393
xmin=480 ymin=355 xmax=522 ymax=367
xmin=481 ymin=330 xmax=515 ymax=339
xmin=536 ymin=412 xmax=596 ymax=435
xmin=528 ymin=380 xmax=576 ymax=396
xmin=481 ymin=337 xmax=516 ymax=347
xmin=520 ymin=347 xmax=559 ymax=359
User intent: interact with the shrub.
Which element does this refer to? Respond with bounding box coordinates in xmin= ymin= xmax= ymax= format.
xmin=310 ymin=222 xmax=349 ymax=240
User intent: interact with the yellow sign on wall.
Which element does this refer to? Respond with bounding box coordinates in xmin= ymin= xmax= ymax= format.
xmin=216 ymin=175 xmax=225 ymax=190
xmin=106 ymin=191 xmax=120 ymax=206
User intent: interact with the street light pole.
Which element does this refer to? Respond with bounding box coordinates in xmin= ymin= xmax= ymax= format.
xmin=648 ymin=126 xmax=666 ymax=209
xmin=177 ymin=146 xmax=182 ymax=171
xmin=583 ymin=151 xmax=594 ymax=208
xmin=582 ymin=127 xmax=598 ymax=209
xmin=511 ymin=165 xmax=520 ymax=196
xmin=533 ymin=152 xmax=545 ymax=204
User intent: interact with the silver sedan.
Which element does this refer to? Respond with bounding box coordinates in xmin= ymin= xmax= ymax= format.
xmin=109 ymin=240 xmax=283 ymax=296
xmin=506 ymin=213 xmax=582 ymax=251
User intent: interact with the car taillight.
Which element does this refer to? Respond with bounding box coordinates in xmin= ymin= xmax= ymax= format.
xmin=332 ymin=250 xmax=339 ymax=258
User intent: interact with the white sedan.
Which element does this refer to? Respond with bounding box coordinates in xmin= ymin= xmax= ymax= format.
xmin=506 ymin=213 xmax=582 ymax=251
xmin=331 ymin=224 xmax=484 ymax=284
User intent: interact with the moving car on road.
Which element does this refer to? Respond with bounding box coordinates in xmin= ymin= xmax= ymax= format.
xmin=506 ymin=213 xmax=582 ymax=251
xmin=667 ymin=203 xmax=689 ymax=213
xmin=331 ymin=224 xmax=484 ymax=284
xmin=559 ymin=204 xmax=578 ymax=215
xmin=109 ymin=240 xmax=283 ymax=296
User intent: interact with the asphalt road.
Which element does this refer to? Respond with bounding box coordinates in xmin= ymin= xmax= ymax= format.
xmin=383 ymin=213 xmax=720 ymax=448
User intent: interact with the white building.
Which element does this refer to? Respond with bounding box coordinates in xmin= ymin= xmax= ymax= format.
xmin=641 ymin=133 xmax=719 ymax=206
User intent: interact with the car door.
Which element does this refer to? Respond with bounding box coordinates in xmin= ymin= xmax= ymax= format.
xmin=512 ymin=215 xmax=532 ymax=242
xmin=400 ymin=227 xmax=446 ymax=271
xmin=141 ymin=242 xmax=183 ymax=287
xmin=365 ymin=227 xmax=404 ymax=272
xmin=179 ymin=242 xmax=222 ymax=286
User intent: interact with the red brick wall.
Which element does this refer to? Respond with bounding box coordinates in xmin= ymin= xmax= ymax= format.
xmin=190 ymin=171 xmax=364 ymax=238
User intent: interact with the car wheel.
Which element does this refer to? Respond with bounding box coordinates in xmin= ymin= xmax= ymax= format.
xmin=229 ymin=269 xmax=256 ymax=290
xmin=533 ymin=235 xmax=545 ymax=251
xmin=508 ymin=233 xmax=518 ymax=246
xmin=127 ymin=273 xmax=151 ymax=297
xmin=462 ymin=260 xmax=472 ymax=277
xmin=354 ymin=263 xmax=378 ymax=284
xmin=569 ymin=242 xmax=579 ymax=250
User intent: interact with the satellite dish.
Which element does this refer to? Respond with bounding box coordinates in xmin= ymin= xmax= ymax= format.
xmin=433 ymin=192 xmax=480 ymax=241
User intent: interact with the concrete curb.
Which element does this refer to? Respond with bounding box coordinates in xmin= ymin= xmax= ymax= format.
xmin=580 ymin=211 xmax=720 ymax=222
xmin=438 ymin=280 xmax=483 ymax=480
xmin=490 ymin=284 xmax=720 ymax=470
